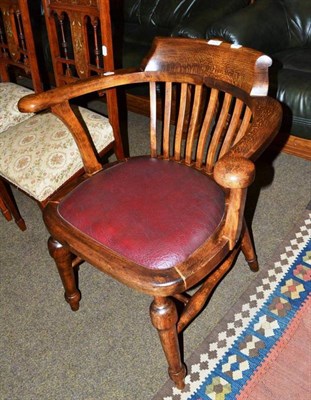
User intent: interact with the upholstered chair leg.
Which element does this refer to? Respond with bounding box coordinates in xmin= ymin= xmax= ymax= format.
xmin=150 ymin=296 xmax=186 ymax=389
xmin=241 ymin=220 xmax=258 ymax=272
xmin=48 ymin=237 xmax=81 ymax=311
xmin=0 ymin=180 xmax=26 ymax=231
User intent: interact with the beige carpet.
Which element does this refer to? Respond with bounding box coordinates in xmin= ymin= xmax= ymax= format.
xmin=1 ymin=110 xmax=310 ymax=399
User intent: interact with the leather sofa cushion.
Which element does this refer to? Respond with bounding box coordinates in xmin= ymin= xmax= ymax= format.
xmin=124 ymin=23 xmax=171 ymax=47
xmin=123 ymin=0 xmax=141 ymax=23
xmin=122 ymin=0 xmax=196 ymax=65
xmin=271 ymin=68 xmax=311 ymax=139
xmin=280 ymin=0 xmax=311 ymax=48
xmin=124 ymin=0 xmax=196 ymax=28
xmin=268 ymin=48 xmax=311 ymax=138
xmin=123 ymin=0 xmax=250 ymax=46
xmin=272 ymin=49 xmax=311 ymax=73
xmin=205 ymin=0 xmax=311 ymax=54
xmin=177 ymin=0 xmax=249 ymax=38
xmin=58 ymin=157 xmax=225 ymax=270
xmin=149 ymin=0 xmax=196 ymax=29
xmin=121 ymin=0 xmax=251 ymax=68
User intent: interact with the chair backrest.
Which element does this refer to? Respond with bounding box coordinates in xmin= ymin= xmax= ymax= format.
xmin=0 ymin=0 xmax=43 ymax=92
xmin=19 ymin=37 xmax=281 ymax=176
xmin=42 ymin=0 xmax=116 ymax=86
xmin=140 ymin=38 xmax=278 ymax=171
xmin=41 ymin=0 xmax=124 ymax=159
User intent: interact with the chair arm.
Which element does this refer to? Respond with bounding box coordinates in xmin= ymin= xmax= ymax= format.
xmin=214 ymin=156 xmax=254 ymax=249
xmin=205 ymin=0 xmax=289 ymax=54
xmin=17 ymin=68 xmax=140 ymax=176
xmin=213 ymin=95 xmax=282 ymax=248
xmin=229 ymin=96 xmax=282 ymax=162
xmin=18 ymin=68 xmax=139 ymax=114
xmin=214 ymin=156 xmax=255 ymax=189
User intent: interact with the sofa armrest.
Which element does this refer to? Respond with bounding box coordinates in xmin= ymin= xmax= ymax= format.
xmin=205 ymin=0 xmax=289 ymax=54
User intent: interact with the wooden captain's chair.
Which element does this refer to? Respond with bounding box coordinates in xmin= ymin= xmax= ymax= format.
xmin=0 ymin=0 xmax=43 ymax=229
xmin=0 ymin=0 xmax=124 ymax=230
xmin=18 ymin=37 xmax=282 ymax=389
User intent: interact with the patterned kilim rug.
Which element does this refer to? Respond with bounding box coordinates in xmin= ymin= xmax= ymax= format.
xmin=153 ymin=210 xmax=311 ymax=400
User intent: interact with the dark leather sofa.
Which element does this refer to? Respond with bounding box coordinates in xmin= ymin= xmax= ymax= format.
xmin=204 ymin=0 xmax=311 ymax=159
xmin=116 ymin=0 xmax=251 ymax=68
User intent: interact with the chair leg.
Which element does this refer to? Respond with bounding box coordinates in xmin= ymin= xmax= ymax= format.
xmin=0 ymin=180 xmax=26 ymax=231
xmin=0 ymin=195 xmax=12 ymax=221
xmin=150 ymin=296 xmax=186 ymax=389
xmin=241 ymin=219 xmax=258 ymax=272
xmin=48 ymin=237 xmax=81 ymax=311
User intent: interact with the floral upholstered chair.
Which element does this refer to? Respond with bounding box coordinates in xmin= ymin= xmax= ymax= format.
xmin=0 ymin=0 xmax=124 ymax=230
xmin=0 ymin=0 xmax=43 ymax=229
xmin=0 ymin=83 xmax=36 ymax=132
xmin=0 ymin=107 xmax=115 ymax=202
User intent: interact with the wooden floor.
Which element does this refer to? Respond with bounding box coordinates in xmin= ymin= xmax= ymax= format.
xmin=273 ymin=133 xmax=311 ymax=161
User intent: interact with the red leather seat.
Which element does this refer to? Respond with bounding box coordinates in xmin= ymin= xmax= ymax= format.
xmin=58 ymin=157 xmax=225 ymax=270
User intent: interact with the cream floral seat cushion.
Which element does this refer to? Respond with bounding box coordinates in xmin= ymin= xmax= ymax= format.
xmin=0 ymin=107 xmax=114 ymax=201
xmin=0 ymin=82 xmax=35 ymax=132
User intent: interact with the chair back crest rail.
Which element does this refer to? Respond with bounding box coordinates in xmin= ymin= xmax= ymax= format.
xmin=142 ymin=38 xmax=272 ymax=96
xmin=0 ymin=0 xmax=42 ymax=92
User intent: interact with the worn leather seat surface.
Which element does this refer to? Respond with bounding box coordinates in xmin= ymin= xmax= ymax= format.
xmin=58 ymin=157 xmax=225 ymax=270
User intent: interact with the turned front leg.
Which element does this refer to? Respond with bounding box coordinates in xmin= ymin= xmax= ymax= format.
xmin=150 ymin=296 xmax=186 ymax=389
xmin=48 ymin=237 xmax=81 ymax=311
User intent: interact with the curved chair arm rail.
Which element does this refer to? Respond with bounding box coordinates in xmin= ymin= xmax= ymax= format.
xmin=228 ymin=96 xmax=283 ymax=161
xmin=18 ymin=68 xmax=140 ymax=113
xmin=18 ymin=72 xmax=282 ymax=182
